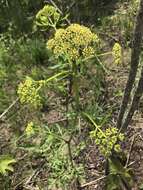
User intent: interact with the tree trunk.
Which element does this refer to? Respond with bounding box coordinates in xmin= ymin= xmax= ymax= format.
xmin=117 ymin=0 xmax=143 ymax=129
xmin=121 ymin=66 xmax=143 ymax=131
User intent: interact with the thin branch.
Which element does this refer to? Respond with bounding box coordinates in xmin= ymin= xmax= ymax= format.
xmin=125 ymin=135 xmax=136 ymax=167
xmin=47 ymin=118 xmax=67 ymax=125
xmin=80 ymin=176 xmax=106 ymax=188
xmin=0 ymin=97 xmax=19 ymax=120
xmin=25 ymin=169 xmax=40 ymax=186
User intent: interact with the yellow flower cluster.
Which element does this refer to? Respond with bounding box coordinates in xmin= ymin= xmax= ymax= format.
xmin=25 ymin=122 xmax=35 ymax=137
xmin=47 ymin=24 xmax=100 ymax=61
xmin=112 ymin=43 xmax=122 ymax=64
xmin=36 ymin=5 xmax=60 ymax=28
xmin=91 ymin=127 xmax=124 ymax=158
xmin=17 ymin=77 xmax=42 ymax=109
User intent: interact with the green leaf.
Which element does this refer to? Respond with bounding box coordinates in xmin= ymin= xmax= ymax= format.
xmin=107 ymin=157 xmax=133 ymax=189
xmin=108 ymin=158 xmax=123 ymax=175
xmin=0 ymin=155 xmax=16 ymax=175
xmin=106 ymin=174 xmax=121 ymax=190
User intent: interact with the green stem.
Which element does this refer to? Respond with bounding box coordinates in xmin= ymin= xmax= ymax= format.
xmin=48 ymin=17 xmax=57 ymax=31
xmin=72 ymin=62 xmax=80 ymax=112
xmin=97 ymin=52 xmax=112 ymax=57
xmin=45 ymin=71 xmax=69 ymax=83
xmin=74 ymin=76 xmax=80 ymax=112
xmin=94 ymin=54 xmax=109 ymax=73
xmin=82 ymin=112 xmax=106 ymax=137
xmin=35 ymin=71 xmax=69 ymax=85
xmin=82 ymin=54 xmax=108 ymax=73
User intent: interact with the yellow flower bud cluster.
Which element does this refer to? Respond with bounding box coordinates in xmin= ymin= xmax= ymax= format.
xmin=47 ymin=24 xmax=100 ymax=61
xmin=17 ymin=77 xmax=43 ymax=109
xmin=112 ymin=43 xmax=122 ymax=64
xmin=36 ymin=5 xmax=60 ymax=28
xmin=25 ymin=121 xmax=35 ymax=137
xmin=90 ymin=127 xmax=124 ymax=158
xmin=83 ymin=47 xmax=95 ymax=58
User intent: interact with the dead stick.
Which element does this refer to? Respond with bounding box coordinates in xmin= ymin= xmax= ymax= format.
xmin=81 ymin=176 xmax=106 ymax=188
xmin=125 ymin=135 xmax=136 ymax=167
xmin=0 ymin=97 xmax=19 ymax=120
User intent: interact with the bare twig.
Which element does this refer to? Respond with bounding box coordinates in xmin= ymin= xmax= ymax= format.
xmin=13 ymin=178 xmax=27 ymax=190
xmin=24 ymin=162 xmax=45 ymax=188
xmin=127 ymin=161 xmax=136 ymax=167
xmin=47 ymin=118 xmax=67 ymax=125
xmin=23 ymin=185 xmax=38 ymax=190
xmin=0 ymin=97 xmax=19 ymax=120
xmin=25 ymin=169 xmax=40 ymax=186
xmin=81 ymin=176 xmax=106 ymax=188
xmin=125 ymin=135 xmax=136 ymax=167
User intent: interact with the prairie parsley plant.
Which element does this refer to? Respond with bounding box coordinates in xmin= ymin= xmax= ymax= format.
xmin=47 ymin=24 xmax=100 ymax=61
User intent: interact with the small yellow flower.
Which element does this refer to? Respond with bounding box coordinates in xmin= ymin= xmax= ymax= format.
xmin=25 ymin=122 xmax=35 ymax=137
xmin=83 ymin=47 xmax=95 ymax=58
xmin=54 ymin=29 xmax=65 ymax=38
xmin=112 ymin=43 xmax=122 ymax=64
xmin=92 ymin=33 xmax=100 ymax=44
